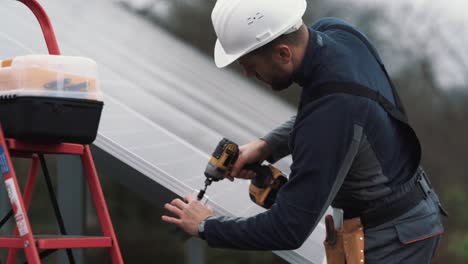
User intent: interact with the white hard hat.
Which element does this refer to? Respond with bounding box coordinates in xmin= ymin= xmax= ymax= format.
xmin=211 ymin=0 xmax=307 ymax=68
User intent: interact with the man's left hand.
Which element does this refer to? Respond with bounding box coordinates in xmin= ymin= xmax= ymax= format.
xmin=161 ymin=194 xmax=214 ymax=236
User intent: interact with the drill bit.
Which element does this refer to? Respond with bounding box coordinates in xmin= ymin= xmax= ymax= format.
xmin=197 ymin=178 xmax=213 ymax=200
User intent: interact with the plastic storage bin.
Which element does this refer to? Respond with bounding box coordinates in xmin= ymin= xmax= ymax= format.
xmin=0 ymin=55 xmax=103 ymax=144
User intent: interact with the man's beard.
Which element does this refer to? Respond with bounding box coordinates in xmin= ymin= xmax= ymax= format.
xmin=269 ymin=63 xmax=293 ymax=91
xmin=270 ymin=72 xmax=293 ymax=91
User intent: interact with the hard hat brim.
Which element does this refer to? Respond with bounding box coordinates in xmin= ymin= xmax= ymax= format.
xmin=214 ymin=39 xmax=241 ymax=68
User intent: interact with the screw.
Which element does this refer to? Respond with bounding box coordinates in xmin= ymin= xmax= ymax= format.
xmin=24 ymin=241 xmax=30 ymax=247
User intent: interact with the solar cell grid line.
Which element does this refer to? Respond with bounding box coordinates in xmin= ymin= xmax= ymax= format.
xmin=99 ymin=83 xmax=252 ymax=154
xmin=158 ymin=159 xmax=207 ymax=182
xmin=97 ymin=84 xmax=228 ymax=156
xmin=98 ymin=131 xmax=172 ymax=149
xmin=101 ymin=95 xmax=210 ymax=159
xmin=0 ymin=32 xmax=35 ymax=54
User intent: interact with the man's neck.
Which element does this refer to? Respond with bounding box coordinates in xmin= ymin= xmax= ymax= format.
xmin=292 ymin=27 xmax=310 ymax=73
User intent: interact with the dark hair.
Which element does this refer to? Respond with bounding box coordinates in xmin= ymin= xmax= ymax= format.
xmin=251 ymin=25 xmax=306 ymax=56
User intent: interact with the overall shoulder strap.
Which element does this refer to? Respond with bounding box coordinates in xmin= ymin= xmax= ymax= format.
xmin=319 ymin=24 xmax=407 ymax=116
xmin=309 ymin=81 xmax=409 ymax=125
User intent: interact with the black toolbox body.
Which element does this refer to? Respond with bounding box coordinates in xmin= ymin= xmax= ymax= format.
xmin=0 ymin=96 xmax=103 ymax=144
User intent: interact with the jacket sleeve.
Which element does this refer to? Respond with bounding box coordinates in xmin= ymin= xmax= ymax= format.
xmin=261 ymin=115 xmax=295 ymax=163
xmin=203 ymin=94 xmax=363 ymax=250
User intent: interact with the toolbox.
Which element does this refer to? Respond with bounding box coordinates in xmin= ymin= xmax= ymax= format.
xmin=0 ymin=55 xmax=103 ymax=144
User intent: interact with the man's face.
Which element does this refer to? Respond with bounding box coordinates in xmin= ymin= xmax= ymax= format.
xmin=238 ymin=51 xmax=294 ymax=91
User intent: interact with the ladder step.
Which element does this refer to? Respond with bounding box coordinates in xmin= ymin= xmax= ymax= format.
xmin=6 ymin=139 xmax=85 ymax=155
xmin=37 ymin=236 xmax=112 ymax=249
xmin=0 ymin=237 xmax=23 ymax=248
xmin=0 ymin=236 xmax=112 ymax=249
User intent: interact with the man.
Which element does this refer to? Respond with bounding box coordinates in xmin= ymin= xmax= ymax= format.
xmin=162 ymin=0 xmax=446 ymax=262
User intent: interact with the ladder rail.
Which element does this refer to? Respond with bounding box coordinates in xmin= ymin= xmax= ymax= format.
xmin=0 ymin=127 xmax=41 ymax=263
xmin=17 ymin=0 xmax=61 ymax=55
xmin=81 ymin=145 xmax=124 ymax=263
xmin=6 ymin=154 xmax=40 ymax=263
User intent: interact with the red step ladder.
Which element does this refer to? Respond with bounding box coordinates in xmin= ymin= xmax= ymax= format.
xmin=0 ymin=0 xmax=123 ymax=263
xmin=0 ymin=136 xmax=124 ymax=263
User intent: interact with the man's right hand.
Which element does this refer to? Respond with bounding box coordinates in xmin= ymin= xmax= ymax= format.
xmin=230 ymin=139 xmax=272 ymax=180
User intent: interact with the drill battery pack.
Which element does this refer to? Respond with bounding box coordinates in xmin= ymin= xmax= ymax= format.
xmin=248 ymin=164 xmax=288 ymax=209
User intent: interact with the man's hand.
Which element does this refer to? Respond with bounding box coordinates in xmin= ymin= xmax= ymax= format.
xmin=230 ymin=139 xmax=272 ymax=180
xmin=161 ymin=194 xmax=214 ymax=236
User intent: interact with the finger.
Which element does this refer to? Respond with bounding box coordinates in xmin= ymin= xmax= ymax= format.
xmin=185 ymin=194 xmax=194 ymax=203
xmin=161 ymin=215 xmax=182 ymax=225
xmin=236 ymin=170 xmax=249 ymax=179
xmin=171 ymin=198 xmax=188 ymax=210
xmin=231 ymin=156 xmax=246 ymax=177
xmin=237 ymin=169 xmax=256 ymax=179
xmin=164 ymin=203 xmax=183 ymax=217
xmin=245 ymin=171 xmax=257 ymax=179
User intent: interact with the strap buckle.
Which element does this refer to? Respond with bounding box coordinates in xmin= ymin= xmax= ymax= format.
xmin=417 ymin=168 xmax=432 ymax=199
xmin=417 ymin=168 xmax=449 ymax=217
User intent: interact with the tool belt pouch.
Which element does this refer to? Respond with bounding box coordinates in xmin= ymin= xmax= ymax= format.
xmin=324 ymin=217 xmax=365 ymax=264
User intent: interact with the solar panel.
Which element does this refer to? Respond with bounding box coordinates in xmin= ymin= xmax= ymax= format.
xmin=0 ymin=1 xmax=326 ymax=263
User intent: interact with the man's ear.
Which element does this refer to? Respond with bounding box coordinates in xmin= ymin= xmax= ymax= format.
xmin=273 ymin=44 xmax=292 ymax=64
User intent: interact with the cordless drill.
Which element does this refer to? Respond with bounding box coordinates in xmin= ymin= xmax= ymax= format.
xmin=199 ymin=138 xmax=288 ymax=208
xmin=197 ymin=138 xmax=238 ymax=200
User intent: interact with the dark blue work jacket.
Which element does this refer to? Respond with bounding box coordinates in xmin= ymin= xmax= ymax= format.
xmin=203 ymin=18 xmax=432 ymax=250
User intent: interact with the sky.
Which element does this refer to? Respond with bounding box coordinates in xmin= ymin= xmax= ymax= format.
xmin=341 ymin=0 xmax=468 ymax=24
xmin=432 ymin=0 xmax=468 ymax=23
xmin=333 ymin=0 xmax=468 ymax=89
